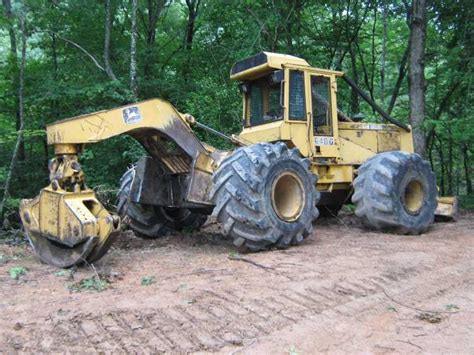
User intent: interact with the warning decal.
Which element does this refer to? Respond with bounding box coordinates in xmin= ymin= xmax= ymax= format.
xmin=122 ymin=106 xmax=142 ymax=125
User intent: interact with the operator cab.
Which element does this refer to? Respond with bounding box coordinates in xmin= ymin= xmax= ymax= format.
xmin=231 ymin=52 xmax=343 ymax=158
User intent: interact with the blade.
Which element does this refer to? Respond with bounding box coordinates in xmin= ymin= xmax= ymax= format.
xmin=26 ymin=231 xmax=97 ymax=268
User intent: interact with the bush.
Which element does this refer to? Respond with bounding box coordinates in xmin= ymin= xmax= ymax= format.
xmin=459 ymin=194 xmax=474 ymax=211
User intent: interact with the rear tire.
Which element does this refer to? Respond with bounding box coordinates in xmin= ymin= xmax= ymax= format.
xmin=117 ymin=165 xmax=207 ymax=238
xmin=352 ymin=151 xmax=437 ymax=234
xmin=211 ymin=142 xmax=319 ymax=251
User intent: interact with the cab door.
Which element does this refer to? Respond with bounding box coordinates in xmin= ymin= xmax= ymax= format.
xmin=306 ymin=72 xmax=339 ymax=158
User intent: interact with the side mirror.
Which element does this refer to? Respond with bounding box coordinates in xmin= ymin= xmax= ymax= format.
xmin=269 ymin=70 xmax=284 ymax=84
xmin=239 ymin=82 xmax=251 ymax=94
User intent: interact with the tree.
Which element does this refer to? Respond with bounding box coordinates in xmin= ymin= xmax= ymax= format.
xmin=142 ymin=0 xmax=168 ymax=79
xmin=104 ymin=0 xmax=118 ymax=81
xmin=408 ymin=0 xmax=427 ymax=157
xmin=130 ymin=0 xmax=138 ymax=98
xmin=2 ymin=0 xmax=24 ymax=161
xmin=0 ymin=1 xmax=27 ymax=220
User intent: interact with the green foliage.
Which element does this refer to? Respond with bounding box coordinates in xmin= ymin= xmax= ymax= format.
xmin=54 ymin=269 xmax=74 ymax=278
xmin=68 ymin=276 xmax=108 ymax=292
xmin=0 ymin=252 xmax=26 ymax=264
xmin=228 ymin=251 xmax=240 ymax=258
xmin=288 ymin=345 xmax=300 ymax=355
xmin=141 ymin=275 xmax=156 ymax=286
xmin=2 ymin=198 xmax=22 ymax=227
xmin=459 ymin=195 xmax=474 ymax=211
xmin=0 ymin=0 xmax=472 ymax=228
xmin=8 ymin=266 xmax=27 ymax=280
xmin=387 ymin=305 xmax=397 ymax=312
xmin=445 ymin=304 xmax=460 ymax=312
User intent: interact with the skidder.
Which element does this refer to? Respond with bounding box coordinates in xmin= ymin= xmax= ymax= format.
xmin=20 ymin=52 xmax=454 ymax=267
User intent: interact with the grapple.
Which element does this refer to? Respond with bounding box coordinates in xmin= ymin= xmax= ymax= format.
xmin=20 ymin=151 xmax=120 ymax=268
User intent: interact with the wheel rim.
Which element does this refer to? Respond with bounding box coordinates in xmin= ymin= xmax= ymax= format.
xmin=271 ymin=171 xmax=305 ymax=222
xmin=402 ymin=179 xmax=425 ymax=214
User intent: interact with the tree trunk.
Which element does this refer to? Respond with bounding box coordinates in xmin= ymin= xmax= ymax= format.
xmin=370 ymin=4 xmax=377 ymax=103
xmin=0 ymin=4 xmax=26 ymax=220
xmin=349 ymin=43 xmax=360 ymax=115
xmin=408 ymin=0 xmax=427 ymax=157
xmin=447 ymin=125 xmax=453 ymax=195
xmin=284 ymin=2 xmax=293 ymax=54
xmin=184 ymin=0 xmax=200 ymax=51
xmin=428 ymin=140 xmax=434 ymax=174
xmin=129 ymin=0 xmax=138 ymax=99
xmin=293 ymin=0 xmax=303 ymax=55
xmin=104 ymin=0 xmax=117 ymax=81
xmin=356 ymin=42 xmax=375 ymax=102
xmin=2 ymin=0 xmax=25 ymax=161
xmin=436 ymin=135 xmax=445 ymax=195
xmin=47 ymin=31 xmax=59 ymax=176
xmin=143 ymin=0 xmax=167 ymax=79
xmin=381 ymin=0 xmax=388 ymax=104
xmin=462 ymin=144 xmax=472 ymax=194
xmin=182 ymin=0 xmax=200 ymax=81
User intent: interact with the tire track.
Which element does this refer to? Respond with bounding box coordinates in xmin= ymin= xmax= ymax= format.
xmin=14 ymin=252 xmax=470 ymax=353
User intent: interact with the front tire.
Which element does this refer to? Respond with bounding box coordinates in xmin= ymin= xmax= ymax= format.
xmin=211 ymin=142 xmax=320 ymax=251
xmin=117 ymin=165 xmax=207 ymax=238
xmin=352 ymin=151 xmax=437 ymax=234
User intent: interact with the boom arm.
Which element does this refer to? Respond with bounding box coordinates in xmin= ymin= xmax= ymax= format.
xmin=47 ymin=98 xmax=208 ymax=159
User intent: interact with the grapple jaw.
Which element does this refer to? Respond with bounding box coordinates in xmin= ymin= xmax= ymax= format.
xmin=20 ymin=187 xmax=119 ymax=268
xmin=20 ymin=151 xmax=120 ymax=268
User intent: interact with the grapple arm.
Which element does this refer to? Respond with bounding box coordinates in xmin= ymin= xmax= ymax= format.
xmin=20 ymin=99 xmax=216 ymax=268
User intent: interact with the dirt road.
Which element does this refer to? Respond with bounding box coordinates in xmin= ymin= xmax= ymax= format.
xmin=0 ymin=213 xmax=473 ymax=353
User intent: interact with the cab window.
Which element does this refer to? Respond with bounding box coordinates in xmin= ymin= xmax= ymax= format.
xmin=245 ymin=74 xmax=283 ymax=126
xmin=288 ymin=70 xmax=306 ymax=120
xmin=311 ymin=76 xmax=333 ymax=135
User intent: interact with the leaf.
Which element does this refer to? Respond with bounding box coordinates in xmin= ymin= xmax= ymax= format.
xmin=141 ymin=275 xmax=156 ymax=286
xmin=68 ymin=276 xmax=108 ymax=292
xmin=8 ymin=266 xmax=27 ymax=280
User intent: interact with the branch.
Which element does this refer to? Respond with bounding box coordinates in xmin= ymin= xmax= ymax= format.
xmin=433 ymin=80 xmax=462 ymax=120
xmin=52 ymin=32 xmax=105 ymax=72
xmin=334 ymin=2 xmax=371 ymax=70
xmin=355 ymin=41 xmax=374 ymax=101
xmin=227 ymin=255 xmax=274 ymax=270
xmin=382 ymin=288 xmax=458 ymax=314
xmin=387 ymin=44 xmax=409 ymax=115
xmin=425 ymin=79 xmax=462 ymax=150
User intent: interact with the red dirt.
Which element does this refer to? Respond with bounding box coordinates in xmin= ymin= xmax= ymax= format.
xmin=0 ymin=212 xmax=473 ymax=353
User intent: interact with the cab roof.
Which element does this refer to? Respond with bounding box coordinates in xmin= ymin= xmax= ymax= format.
xmin=230 ymin=52 xmax=343 ymax=81
xmin=230 ymin=52 xmax=310 ymax=81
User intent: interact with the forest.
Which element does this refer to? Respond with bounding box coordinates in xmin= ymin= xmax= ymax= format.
xmin=0 ymin=0 xmax=472 ymax=227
